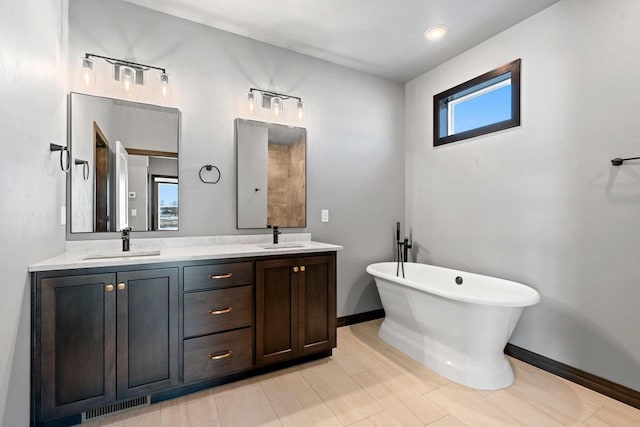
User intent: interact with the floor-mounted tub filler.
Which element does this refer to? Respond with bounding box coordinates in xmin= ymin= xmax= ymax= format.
xmin=366 ymin=262 xmax=540 ymax=390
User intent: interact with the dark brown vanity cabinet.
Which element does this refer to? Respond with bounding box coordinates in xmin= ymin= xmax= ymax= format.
xmin=256 ymin=254 xmax=336 ymax=366
xmin=34 ymin=268 xmax=179 ymax=423
xmin=32 ymin=251 xmax=337 ymax=426
xmin=182 ymin=261 xmax=255 ymax=384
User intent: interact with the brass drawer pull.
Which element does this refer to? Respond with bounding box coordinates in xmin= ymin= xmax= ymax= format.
xmin=293 ymin=266 xmax=299 ymax=273
xmin=209 ymin=307 xmax=232 ymax=315
xmin=208 ymin=273 xmax=233 ymax=280
xmin=208 ymin=351 xmax=232 ymax=360
xmin=105 ymin=284 xmax=114 ymax=292
xmin=300 ymin=266 xmax=306 ymax=272
xmin=117 ymin=283 xmax=126 ymax=290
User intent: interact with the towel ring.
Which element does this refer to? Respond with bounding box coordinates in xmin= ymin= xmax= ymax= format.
xmin=50 ymin=143 xmax=70 ymax=172
xmin=199 ymin=165 xmax=221 ymax=184
xmin=75 ymin=159 xmax=90 ymax=180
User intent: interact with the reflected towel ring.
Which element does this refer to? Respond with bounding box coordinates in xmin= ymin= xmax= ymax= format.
xmin=75 ymin=159 xmax=90 ymax=180
xmin=199 ymin=164 xmax=221 ymax=184
xmin=50 ymin=143 xmax=70 ymax=172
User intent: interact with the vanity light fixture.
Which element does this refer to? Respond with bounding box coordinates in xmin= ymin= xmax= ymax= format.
xmin=81 ymin=53 xmax=170 ymax=97
xmin=247 ymin=88 xmax=304 ymax=121
xmin=425 ymin=25 xmax=449 ymax=41
xmin=247 ymin=91 xmax=256 ymax=113
xmin=81 ymin=57 xmax=94 ymax=87
xmin=271 ymin=96 xmax=283 ymax=118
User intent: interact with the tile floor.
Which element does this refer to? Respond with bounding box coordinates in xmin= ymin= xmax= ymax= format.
xmin=90 ymin=319 xmax=640 ymax=427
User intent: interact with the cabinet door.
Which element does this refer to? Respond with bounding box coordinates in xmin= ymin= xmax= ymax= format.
xmin=256 ymin=258 xmax=299 ymax=365
xmin=116 ymin=268 xmax=179 ymax=399
xmin=297 ymin=255 xmax=337 ymax=356
xmin=39 ymin=273 xmax=117 ymax=421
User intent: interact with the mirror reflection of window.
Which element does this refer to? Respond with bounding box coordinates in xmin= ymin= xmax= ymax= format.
xmin=153 ymin=177 xmax=178 ymax=231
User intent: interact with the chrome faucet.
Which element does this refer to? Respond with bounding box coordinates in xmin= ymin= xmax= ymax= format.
xmin=267 ymin=225 xmax=281 ymax=244
xmin=121 ymin=227 xmax=132 ymax=252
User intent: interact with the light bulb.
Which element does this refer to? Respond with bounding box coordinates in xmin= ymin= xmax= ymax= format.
xmin=271 ymin=96 xmax=283 ymax=118
xmin=296 ymin=100 xmax=304 ymax=121
xmin=81 ymin=57 xmax=94 ymax=87
xmin=247 ymin=92 xmax=256 ymax=113
xmin=160 ymin=73 xmax=170 ymax=98
xmin=120 ymin=66 xmax=135 ymax=93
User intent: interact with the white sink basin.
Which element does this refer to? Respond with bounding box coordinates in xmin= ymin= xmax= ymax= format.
xmin=83 ymin=250 xmax=161 ymax=260
xmin=259 ymin=243 xmax=306 ymax=249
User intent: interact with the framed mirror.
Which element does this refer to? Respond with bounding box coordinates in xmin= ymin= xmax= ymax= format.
xmin=235 ymin=119 xmax=306 ymax=229
xmin=69 ymin=93 xmax=180 ymax=233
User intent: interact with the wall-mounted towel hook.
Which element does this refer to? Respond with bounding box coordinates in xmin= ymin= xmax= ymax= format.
xmin=75 ymin=159 xmax=89 ymax=180
xmin=611 ymin=156 xmax=640 ymax=166
xmin=199 ymin=164 xmax=221 ymax=184
xmin=50 ymin=143 xmax=70 ymax=172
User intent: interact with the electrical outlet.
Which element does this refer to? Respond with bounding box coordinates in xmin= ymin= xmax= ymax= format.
xmin=321 ymin=209 xmax=329 ymax=223
xmin=60 ymin=206 xmax=66 ymax=226
xmin=131 ymin=209 xmax=137 ymax=217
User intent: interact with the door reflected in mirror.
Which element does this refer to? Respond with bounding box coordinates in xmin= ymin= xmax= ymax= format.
xmin=235 ymin=119 xmax=306 ymax=229
xmin=69 ymin=93 xmax=180 ymax=233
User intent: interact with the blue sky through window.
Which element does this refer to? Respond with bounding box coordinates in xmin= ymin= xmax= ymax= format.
xmin=452 ymin=85 xmax=511 ymax=134
xmin=158 ymin=183 xmax=178 ymax=207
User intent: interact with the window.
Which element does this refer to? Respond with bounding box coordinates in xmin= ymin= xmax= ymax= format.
xmin=151 ymin=176 xmax=178 ymax=230
xmin=434 ymin=59 xmax=521 ymax=147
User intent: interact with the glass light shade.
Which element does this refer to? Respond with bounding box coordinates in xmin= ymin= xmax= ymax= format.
xmin=271 ymin=96 xmax=283 ymax=118
xmin=296 ymin=100 xmax=304 ymax=121
xmin=160 ymin=73 xmax=170 ymax=98
xmin=81 ymin=57 xmax=94 ymax=87
xmin=120 ymin=66 xmax=135 ymax=93
xmin=247 ymin=92 xmax=256 ymax=113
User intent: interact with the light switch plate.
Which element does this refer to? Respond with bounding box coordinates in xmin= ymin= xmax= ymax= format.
xmin=321 ymin=209 xmax=329 ymax=223
xmin=60 ymin=206 xmax=66 ymax=226
xmin=131 ymin=209 xmax=137 ymax=217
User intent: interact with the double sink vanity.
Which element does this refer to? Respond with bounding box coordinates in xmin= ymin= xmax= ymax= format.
xmin=30 ymin=235 xmax=341 ymax=426
xmin=30 ymin=91 xmax=334 ymax=426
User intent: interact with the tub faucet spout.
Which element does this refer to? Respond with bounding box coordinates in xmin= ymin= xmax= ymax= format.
xmin=395 ymin=222 xmax=412 ymax=278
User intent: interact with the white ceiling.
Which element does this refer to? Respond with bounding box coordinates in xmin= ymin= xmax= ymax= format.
xmin=123 ymin=0 xmax=561 ymax=83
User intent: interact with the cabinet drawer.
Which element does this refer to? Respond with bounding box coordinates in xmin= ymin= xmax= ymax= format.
xmin=184 ymin=262 xmax=253 ymax=291
xmin=183 ymin=328 xmax=253 ymax=383
xmin=184 ymin=286 xmax=253 ymax=338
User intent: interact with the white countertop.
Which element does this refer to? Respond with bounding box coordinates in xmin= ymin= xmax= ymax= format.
xmin=29 ymin=234 xmax=342 ymax=272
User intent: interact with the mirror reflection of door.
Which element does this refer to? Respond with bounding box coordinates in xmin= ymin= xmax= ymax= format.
xmin=115 ymin=141 xmax=130 ymax=231
xmin=93 ymin=122 xmax=111 ymax=232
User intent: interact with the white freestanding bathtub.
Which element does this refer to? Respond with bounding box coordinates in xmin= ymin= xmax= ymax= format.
xmin=366 ymin=262 xmax=540 ymax=390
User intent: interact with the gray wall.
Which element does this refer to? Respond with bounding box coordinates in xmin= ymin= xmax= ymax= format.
xmin=0 ymin=0 xmax=68 ymax=425
xmin=405 ymin=0 xmax=640 ymax=390
xmin=69 ymin=0 xmax=405 ymax=317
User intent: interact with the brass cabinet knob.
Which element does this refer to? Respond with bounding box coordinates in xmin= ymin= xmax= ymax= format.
xmin=117 ymin=283 xmax=126 ymax=290
xmin=300 ymin=266 xmax=306 ymax=272
xmin=105 ymin=284 xmax=114 ymax=292
xmin=293 ymin=266 xmax=299 ymax=273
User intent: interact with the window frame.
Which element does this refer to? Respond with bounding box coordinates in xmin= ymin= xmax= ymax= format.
xmin=433 ymin=58 xmax=521 ymax=147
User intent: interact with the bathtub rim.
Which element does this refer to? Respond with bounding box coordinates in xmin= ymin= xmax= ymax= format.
xmin=366 ymin=261 xmax=540 ymax=307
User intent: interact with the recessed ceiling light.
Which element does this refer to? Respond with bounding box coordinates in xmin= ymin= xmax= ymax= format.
xmin=425 ymin=25 xmax=448 ymax=41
